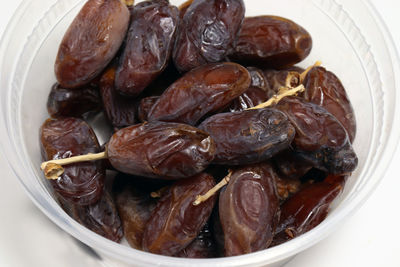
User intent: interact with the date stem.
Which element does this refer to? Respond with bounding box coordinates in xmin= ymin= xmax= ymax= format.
xmin=247 ymin=84 xmax=305 ymax=110
xmin=193 ymin=171 xmax=232 ymax=206
xmin=122 ymin=0 xmax=134 ymax=6
xmin=41 ymin=151 xmax=108 ymax=180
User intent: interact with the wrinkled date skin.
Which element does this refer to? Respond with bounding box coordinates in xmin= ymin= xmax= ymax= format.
xmin=113 ymin=173 xmax=163 ymax=249
xmin=148 ymin=62 xmax=251 ymax=125
xmin=219 ymin=164 xmax=279 ymax=256
xmin=58 ymin=191 xmax=123 ymax=242
xmin=175 ymin=222 xmax=217 ymax=258
xmin=142 ymin=173 xmax=216 ymax=256
xmin=199 ymin=108 xmax=295 ymax=165
xmin=138 ymin=96 xmax=159 ymax=122
xmin=229 ymin=16 xmax=312 ymax=69
xmin=115 ymin=0 xmax=179 ymax=96
xmin=304 ymin=66 xmax=356 ymax=142
xmin=100 ymin=66 xmax=136 ymax=129
xmin=173 ymin=0 xmax=245 ymax=73
xmin=273 ymin=180 xmax=343 ymax=245
xmin=276 ymin=97 xmax=358 ymax=174
xmin=40 ymin=118 xmax=104 ymax=205
xmin=274 ymin=173 xmax=302 ymax=201
xmin=47 ymin=83 xmax=102 ymax=118
xmin=55 ymin=0 xmax=129 ymax=88
xmin=107 ymin=121 xmax=216 ymax=179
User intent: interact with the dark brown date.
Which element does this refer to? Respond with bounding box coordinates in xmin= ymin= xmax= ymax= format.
xmin=58 ymin=190 xmax=123 ymax=242
xmin=113 ymin=173 xmax=162 ymax=249
xmin=274 ymin=173 xmax=302 ymax=201
xmin=276 ymin=97 xmax=358 ymax=174
xmin=115 ymin=0 xmax=179 ymax=96
xmin=273 ymin=181 xmax=343 ymax=245
xmin=40 ymin=118 xmax=104 ymax=205
xmin=304 ymin=66 xmax=356 ymax=142
xmin=173 ymin=0 xmax=245 ymax=73
xmin=100 ymin=65 xmax=136 ymax=129
xmin=47 ymin=83 xmax=102 ymax=118
xmin=175 ymin=222 xmax=217 ymax=258
xmin=148 ymin=62 xmax=251 ymax=125
xmin=228 ymin=86 xmax=271 ymax=112
xmin=199 ymin=108 xmax=295 ymax=165
xmin=138 ymin=96 xmax=159 ymax=122
xmin=219 ymin=164 xmax=279 ymax=256
xmin=107 ymin=121 xmax=215 ymax=179
xmin=229 ymin=16 xmax=312 ymax=69
xmin=142 ymin=173 xmax=216 ymax=256
xmin=263 ymin=67 xmax=303 ymax=93
xmin=55 ymin=0 xmax=129 ymax=88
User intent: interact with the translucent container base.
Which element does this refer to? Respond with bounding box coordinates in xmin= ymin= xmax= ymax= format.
xmin=1 ymin=0 xmax=399 ymax=266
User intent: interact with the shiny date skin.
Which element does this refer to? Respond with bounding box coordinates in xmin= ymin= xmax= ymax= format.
xmin=199 ymin=108 xmax=295 ymax=165
xmin=138 ymin=96 xmax=159 ymax=122
xmin=55 ymin=0 xmax=129 ymax=88
xmin=276 ymin=97 xmax=358 ymax=175
xmin=175 ymin=222 xmax=217 ymax=258
xmin=47 ymin=83 xmax=102 ymax=118
xmin=263 ymin=67 xmax=303 ymax=93
xmin=142 ymin=173 xmax=216 ymax=256
xmin=229 ymin=16 xmax=312 ymax=69
xmin=40 ymin=118 xmax=104 ymax=205
xmin=273 ymin=180 xmax=343 ymax=245
xmin=219 ymin=164 xmax=279 ymax=256
xmin=173 ymin=0 xmax=245 ymax=73
xmin=304 ymin=66 xmax=356 ymax=142
xmin=107 ymin=121 xmax=216 ymax=179
xmin=148 ymin=62 xmax=251 ymax=125
xmin=113 ymin=173 xmax=166 ymax=249
xmin=100 ymin=65 xmax=136 ymax=130
xmin=115 ymin=0 xmax=179 ymax=96
xmin=272 ymin=149 xmax=313 ymax=180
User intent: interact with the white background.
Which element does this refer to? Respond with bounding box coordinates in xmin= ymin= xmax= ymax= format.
xmin=0 ymin=1 xmax=399 ymax=266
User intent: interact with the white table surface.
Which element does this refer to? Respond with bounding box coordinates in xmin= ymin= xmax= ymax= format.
xmin=1 ymin=1 xmax=399 ymax=266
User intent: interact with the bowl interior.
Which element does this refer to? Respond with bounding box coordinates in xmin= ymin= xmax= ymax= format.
xmin=2 ymin=0 xmax=390 ymax=266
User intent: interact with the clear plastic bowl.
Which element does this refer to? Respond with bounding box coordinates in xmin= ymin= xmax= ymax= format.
xmin=0 ymin=0 xmax=399 ymax=266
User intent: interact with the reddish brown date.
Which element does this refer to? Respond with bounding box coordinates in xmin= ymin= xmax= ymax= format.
xmin=173 ymin=0 xmax=245 ymax=73
xmin=142 ymin=173 xmax=216 ymax=256
xmin=175 ymin=222 xmax=217 ymax=258
xmin=100 ymin=66 xmax=136 ymax=129
xmin=304 ymin=66 xmax=356 ymax=142
xmin=115 ymin=0 xmax=179 ymax=96
xmin=148 ymin=62 xmax=251 ymax=125
xmin=107 ymin=121 xmax=215 ymax=179
xmin=219 ymin=164 xmax=279 ymax=256
xmin=138 ymin=96 xmax=159 ymax=122
xmin=272 ymin=149 xmax=313 ymax=180
xmin=40 ymin=118 xmax=104 ymax=205
xmin=55 ymin=0 xmax=129 ymax=88
xmin=273 ymin=180 xmax=343 ymax=245
xmin=58 ymin=191 xmax=123 ymax=242
xmin=199 ymin=108 xmax=295 ymax=165
xmin=274 ymin=174 xmax=302 ymax=201
xmin=47 ymin=83 xmax=102 ymax=118
xmin=276 ymin=97 xmax=358 ymax=174
xmin=229 ymin=16 xmax=312 ymax=69
xmin=113 ymin=173 xmax=163 ymax=249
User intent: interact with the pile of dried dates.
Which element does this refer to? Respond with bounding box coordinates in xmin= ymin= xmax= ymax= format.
xmin=39 ymin=0 xmax=358 ymax=258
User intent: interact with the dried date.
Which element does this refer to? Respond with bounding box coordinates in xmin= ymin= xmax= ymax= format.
xmin=40 ymin=117 xmax=104 ymax=205
xmin=47 ymin=83 xmax=102 ymax=118
xmin=142 ymin=173 xmax=216 ymax=256
xmin=276 ymin=97 xmax=358 ymax=174
xmin=173 ymin=0 xmax=245 ymax=73
xmin=304 ymin=66 xmax=356 ymax=142
xmin=55 ymin=0 xmax=130 ymax=88
xmin=198 ymin=108 xmax=295 ymax=165
xmin=229 ymin=16 xmax=312 ymax=69
xmin=115 ymin=0 xmax=179 ymax=96
xmin=148 ymin=62 xmax=251 ymax=125
xmin=138 ymin=96 xmax=159 ymax=122
xmin=107 ymin=121 xmax=215 ymax=179
xmin=219 ymin=164 xmax=279 ymax=256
